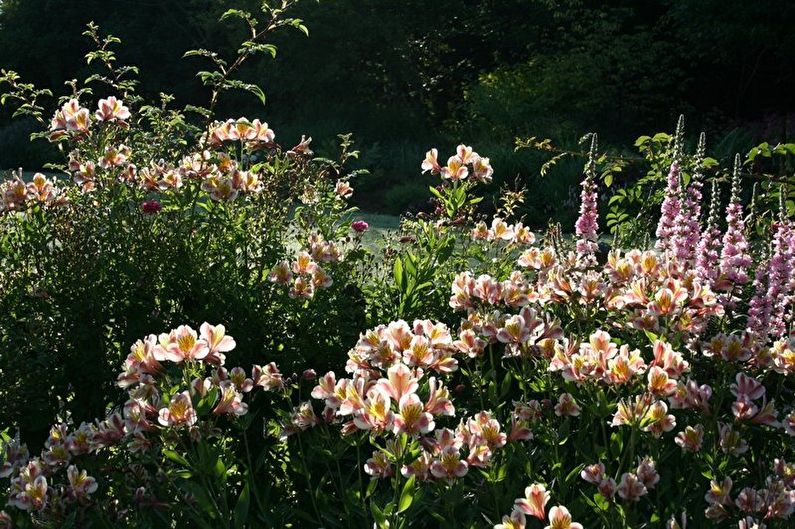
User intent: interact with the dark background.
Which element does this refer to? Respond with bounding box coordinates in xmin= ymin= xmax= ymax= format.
xmin=1 ymin=0 xmax=794 ymax=222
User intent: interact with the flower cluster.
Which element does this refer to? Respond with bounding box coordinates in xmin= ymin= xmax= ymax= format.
xmin=0 ymin=172 xmax=65 ymax=212
xmin=421 ymin=144 xmax=494 ymax=183
xmin=268 ymin=248 xmax=336 ymax=299
xmin=472 ymin=217 xmax=536 ymax=245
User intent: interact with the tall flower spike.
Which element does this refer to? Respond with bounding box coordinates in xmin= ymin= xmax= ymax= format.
xmin=671 ymin=131 xmax=706 ymax=265
xmin=746 ymin=245 xmax=771 ymax=338
xmin=719 ymin=154 xmax=752 ymax=288
xmin=695 ymin=178 xmax=722 ymax=287
xmin=656 ymin=115 xmax=686 ymax=254
xmin=575 ymin=133 xmax=599 ymax=267
xmin=766 ymin=186 xmax=793 ymax=336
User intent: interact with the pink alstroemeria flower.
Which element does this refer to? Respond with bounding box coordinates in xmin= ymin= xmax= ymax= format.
xmin=95 ymin=96 xmax=131 ymax=122
xmin=155 ymin=325 xmax=209 ymax=363
xmin=200 ymin=322 xmax=236 ymax=366
xmin=515 ymin=483 xmax=550 ymax=520
xmin=158 ymin=391 xmax=197 ymax=428
xmin=544 ymin=505 xmax=583 ymax=529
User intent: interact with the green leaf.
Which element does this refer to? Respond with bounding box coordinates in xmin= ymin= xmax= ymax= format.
xmin=398 ymin=475 xmax=416 ymax=513
xmin=233 ymin=481 xmax=251 ymax=529
xmin=428 ymin=186 xmax=443 ymax=200
xmin=162 ymin=449 xmax=191 ymax=468
xmin=393 ymin=257 xmax=404 ymax=289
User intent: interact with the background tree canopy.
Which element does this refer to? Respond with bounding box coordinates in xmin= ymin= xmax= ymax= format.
xmin=1 ymin=0 xmax=794 ymax=219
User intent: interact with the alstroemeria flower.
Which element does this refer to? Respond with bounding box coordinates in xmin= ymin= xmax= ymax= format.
xmin=617 ymin=472 xmax=648 ymax=501
xmin=158 ymin=391 xmax=197 ymax=428
xmin=200 ymin=322 xmax=236 ymax=366
xmin=376 ymin=363 xmax=418 ymax=401
xmin=430 ymin=446 xmax=468 ymax=480
xmin=95 ymin=96 xmax=131 ymax=122
xmin=156 ymin=325 xmax=209 ymax=363
xmin=252 ymin=362 xmax=284 ymax=391
xmin=335 ymin=180 xmax=353 ymax=198
xmin=393 ymin=393 xmax=434 ymax=435
xmin=544 ymin=505 xmax=583 ymax=529
xmin=353 ymin=388 xmax=393 ymax=432
xmin=66 ymin=465 xmax=98 ymax=497
xmin=441 ymin=155 xmax=468 ymax=181
xmin=421 ymin=148 xmax=441 ymax=174
xmin=495 ymin=508 xmax=526 ymax=529
xmin=213 ymin=382 xmax=248 ymax=416
xmin=515 ymin=483 xmax=550 ymax=520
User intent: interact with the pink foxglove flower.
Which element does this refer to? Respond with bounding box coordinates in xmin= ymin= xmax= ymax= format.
xmin=575 ymin=135 xmax=599 ymax=266
xmin=765 ymin=196 xmax=793 ymax=337
xmin=671 ymin=133 xmax=706 ymax=264
xmin=719 ymin=155 xmax=752 ymax=286
xmin=656 ymin=161 xmax=682 ymax=255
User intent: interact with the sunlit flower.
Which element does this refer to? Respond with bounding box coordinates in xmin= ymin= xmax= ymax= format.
xmin=158 ymin=391 xmax=197 ymax=428
xmin=495 ymin=508 xmax=526 ymax=529
xmin=515 ymin=483 xmax=550 ymax=520
xmin=95 ymin=96 xmax=131 ymax=122
xmin=544 ymin=505 xmax=583 ymax=529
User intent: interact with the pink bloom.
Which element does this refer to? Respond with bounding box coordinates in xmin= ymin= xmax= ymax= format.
xmin=544 ymin=505 xmax=583 ymax=529
xmin=617 ymin=472 xmax=648 ymax=501
xmin=719 ymin=155 xmax=752 ymax=286
xmin=695 ymin=179 xmax=723 ymax=287
xmin=335 ymin=180 xmax=353 ymax=198
xmin=441 ymin=155 xmax=469 ymax=181
xmin=252 ymin=363 xmax=284 ymax=391
xmin=364 ymin=450 xmax=393 ymax=478
xmin=158 ymin=391 xmax=197 ymax=427
xmin=656 ymin=161 xmax=681 ymax=255
xmin=674 ymin=424 xmax=704 ymax=452
xmin=430 ymin=446 xmax=468 ymax=480
xmin=376 ymin=363 xmax=418 ymax=401
xmin=731 ymin=373 xmax=766 ymax=400
xmin=200 ymin=322 xmax=236 ymax=366
xmin=155 ymin=325 xmax=209 ymax=363
xmin=393 ymin=393 xmax=434 ymax=435
xmin=421 ymin=148 xmax=442 ymax=174
xmin=635 ymin=457 xmax=659 ymax=489
xmin=705 ymin=477 xmax=733 ymax=506
xmin=268 ymin=261 xmax=293 ymax=284
xmin=352 ymin=220 xmax=369 ymax=233
xmin=472 ymin=155 xmax=494 ymax=183
xmin=515 ymin=483 xmax=550 ymax=520
xmin=66 ymin=465 xmax=98 ymax=497
xmin=581 ymin=462 xmax=605 ymax=484
xmin=95 ymin=96 xmax=131 ymax=122
xmin=213 ymin=382 xmax=248 ymax=416
xmin=575 ymin=140 xmax=599 ymax=266
xmin=554 ymin=393 xmax=580 ymax=417
xmin=495 ymin=508 xmax=526 ymax=529
xmin=141 ymin=199 xmax=162 ymax=214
